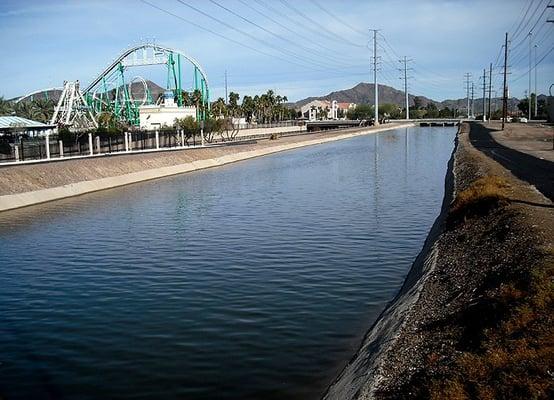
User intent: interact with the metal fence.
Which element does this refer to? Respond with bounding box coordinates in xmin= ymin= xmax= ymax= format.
xmin=0 ymin=121 xmax=308 ymax=165
xmin=232 ymin=120 xmax=299 ymax=130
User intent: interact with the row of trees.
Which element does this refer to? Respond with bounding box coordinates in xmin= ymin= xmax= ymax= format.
xmin=517 ymin=94 xmax=548 ymax=119
xmin=211 ymin=89 xmax=295 ymax=123
xmin=346 ymin=101 xmax=461 ymax=120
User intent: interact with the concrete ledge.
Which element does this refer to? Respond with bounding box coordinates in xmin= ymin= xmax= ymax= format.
xmin=0 ymin=124 xmax=412 ymax=212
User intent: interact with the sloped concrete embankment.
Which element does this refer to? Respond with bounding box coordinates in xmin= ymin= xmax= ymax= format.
xmin=0 ymin=124 xmax=411 ymax=212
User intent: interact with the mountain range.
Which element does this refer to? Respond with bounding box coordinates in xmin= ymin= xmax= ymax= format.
xmin=292 ymin=82 xmax=531 ymax=113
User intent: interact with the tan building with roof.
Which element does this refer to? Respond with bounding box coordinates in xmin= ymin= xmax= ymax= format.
xmin=299 ymin=100 xmax=356 ymax=120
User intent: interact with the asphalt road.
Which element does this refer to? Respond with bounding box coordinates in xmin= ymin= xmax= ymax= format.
xmin=469 ymin=123 xmax=554 ymax=201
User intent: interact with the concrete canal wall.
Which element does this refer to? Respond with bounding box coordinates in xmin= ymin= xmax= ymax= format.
xmin=0 ymin=123 xmax=411 ymax=212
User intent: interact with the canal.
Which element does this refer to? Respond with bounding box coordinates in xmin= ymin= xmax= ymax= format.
xmin=0 ymin=126 xmax=456 ymax=399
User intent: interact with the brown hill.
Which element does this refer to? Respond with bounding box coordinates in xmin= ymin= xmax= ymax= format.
xmin=293 ymin=82 xmax=435 ymax=109
xmin=293 ymin=82 xmax=523 ymax=113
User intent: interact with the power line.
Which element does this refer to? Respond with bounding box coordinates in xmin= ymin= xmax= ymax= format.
xmin=236 ymin=0 xmax=364 ymax=64
xmin=209 ymin=0 xmax=357 ymax=69
xmin=277 ymin=0 xmax=366 ymax=48
xmin=141 ymin=0 xmax=304 ymax=68
xmin=175 ymin=0 xmax=345 ymax=70
xmin=378 ymin=32 xmax=402 ymax=60
xmin=511 ymin=44 xmax=554 ymax=82
xmin=252 ymin=0 xmax=367 ymax=55
xmin=512 ymin=0 xmax=538 ymax=41
xmin=510 ymin=22 xmax=553 ymax=67
xmin=307 ymin=0 xmax=367 ymax=37
xmin=511 ymin=1 xmax=550 ymax=53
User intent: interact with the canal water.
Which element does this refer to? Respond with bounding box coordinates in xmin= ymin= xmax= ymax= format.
xmin=0 ymin=126 xmax=455 ymax=400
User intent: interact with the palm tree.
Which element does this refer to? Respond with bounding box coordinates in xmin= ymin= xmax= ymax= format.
xmin=241 ymin=95 xmax=255 ymax=123
xmin=14 ymin=101 xmax=41 ymax=121
xmin=0 ymin=96 xmax=13 ymax=115
xmin=181 ymin=91 xmax=192 ymax=106
xmin=260 ymin=94 xmax=270 ymax=123
xmin=281 ymin=96 xmax=289 ymax=121
xmin=228 ymin=92 xmax=240 ymax=118
xmin=191 ymin=89 xmax=203 ymax=120
xmin=211 ymin=97 xmax=227 ymax=118
xmin=32 ymin=99 xmax=55 ymax=123
xmin=253 ymin=95 xmax=261 ymax=123
xmin=265 ymin=90 xmax=276 ymax=122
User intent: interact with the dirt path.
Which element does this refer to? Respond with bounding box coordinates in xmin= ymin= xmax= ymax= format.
xmin=469 ymin=122 xmax=554 ymax=200
xmin=486 ymin=121 xmax=554 ymax=161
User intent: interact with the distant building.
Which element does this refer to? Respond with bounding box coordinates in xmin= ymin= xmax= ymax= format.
xmin=336 ymin=102 xmax=357 ymax=117
xmin=0 ymin=116 xmax=56 ymax=137
xmin=299 ymin=100 xmax=356 ymax=120
xmin=139 ymin=90 xmax=196 ymax=130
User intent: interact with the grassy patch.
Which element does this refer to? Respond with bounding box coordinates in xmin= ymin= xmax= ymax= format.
xmin=435 ymin=257 xmax=554 ymax=399
xmin=448 ymin=176 xmax=510 ymax=226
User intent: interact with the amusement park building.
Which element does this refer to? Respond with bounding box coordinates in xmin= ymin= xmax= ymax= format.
xmin=0 ymin=116 xmax=56 ymax=137
xmin=139 ymin=91 xmax=197 ymax=130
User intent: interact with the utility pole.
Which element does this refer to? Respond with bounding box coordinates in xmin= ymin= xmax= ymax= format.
xmin=488 ymin=63 xmax=492 ymax=120
xmin=464 ymin=73 xmax=472 ymax=119
xmin=534 ymin=44 xmax=538 ymax=118
xmin=399 ymin=56 xmax=412 ymax=120
xmin=502 ymin=32 xmax=508 ymax=131
xmin=481 ymin=69 xmax=487 ymax=121
xmin=481 ymin=69 xmax=487 ymax=120
xmin=371 ymin=29 xmax=380 ymax=125
xmin=528 ymin=32 xmax=532 ymax=121
xmin=471 ymin=82 xmax=475 ymax=118
xmin=224 ymin=70 xmax=228 ymax=105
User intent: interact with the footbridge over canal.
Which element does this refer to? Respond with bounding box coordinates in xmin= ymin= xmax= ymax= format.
xmin=408 ymin=118 xmax=464 ymax=127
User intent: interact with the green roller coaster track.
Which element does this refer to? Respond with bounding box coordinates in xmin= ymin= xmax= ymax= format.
xmin=83 ymin=45 xmax=210 ymax=127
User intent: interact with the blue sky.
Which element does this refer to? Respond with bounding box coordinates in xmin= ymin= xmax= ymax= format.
xmin=0 ymin=0 xmax=552 ymax=102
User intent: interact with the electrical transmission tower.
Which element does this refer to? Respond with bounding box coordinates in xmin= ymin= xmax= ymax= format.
xmin=481 ymin=69 xmax=487 ymax=121
xmin=370 ymin=29 xmax=380 ymax=125
xmin=502 ymin=33 xmax=509 ymax=130
xmin=488 ymin=63 xmax=492 ymax=121
xmin=399 ymin=56 xmax=413 ymax=120
xmin=224 ymin=70 xmax=228 ymax=105
xmin=471 ymin=82 xmax=475 ymax=118
xmin=534 ymin=44 xmax=538 ymax=118
xmin=528 ymin=32 xmax=533 ymax=121
xmin=464 ymin=73 xmax=472 ymax=119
